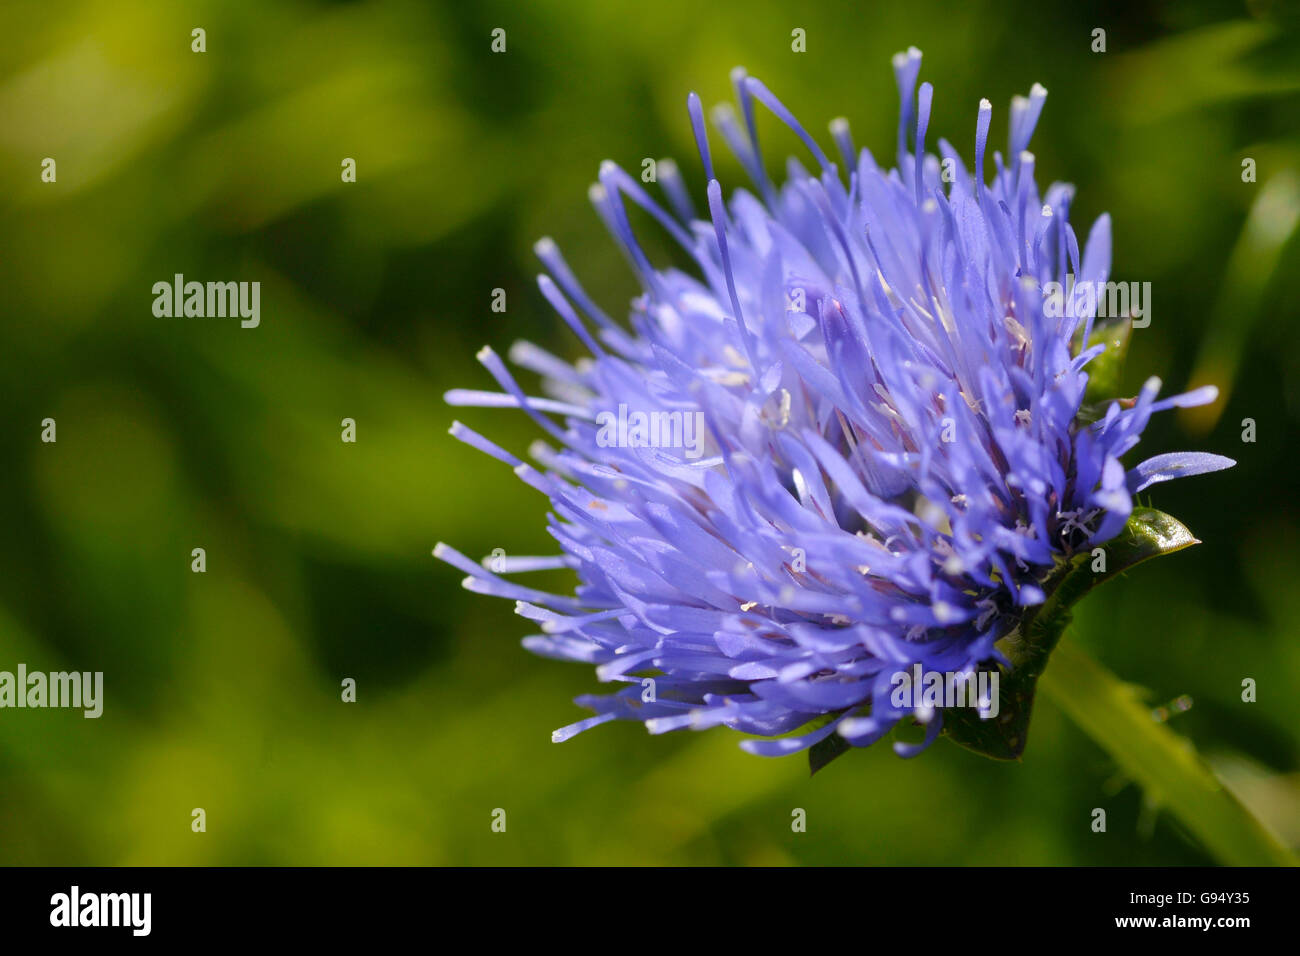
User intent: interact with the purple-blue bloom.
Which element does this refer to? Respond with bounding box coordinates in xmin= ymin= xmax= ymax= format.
xmin=437 ymin=49 xmax=1233 ymax=758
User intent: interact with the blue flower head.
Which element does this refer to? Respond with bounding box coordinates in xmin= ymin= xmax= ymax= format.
xmin=438 ymin=49 xmax=1233 ymax=759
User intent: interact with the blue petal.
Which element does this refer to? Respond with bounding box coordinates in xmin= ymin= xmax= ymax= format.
xmin=1126 ymin=452 xmax=1236 ymax=493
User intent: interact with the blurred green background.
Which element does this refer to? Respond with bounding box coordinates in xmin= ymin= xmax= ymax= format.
xmin=1 ymin=0 xmax=1298 ymax=865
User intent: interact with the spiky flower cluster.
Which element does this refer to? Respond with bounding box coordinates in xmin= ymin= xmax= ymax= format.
xmin=437 ymin=49 xmax=1232 ymax=757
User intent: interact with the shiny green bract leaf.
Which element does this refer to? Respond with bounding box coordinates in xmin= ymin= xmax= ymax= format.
xmin=942 ymin=507 xmax=1199 ymax=760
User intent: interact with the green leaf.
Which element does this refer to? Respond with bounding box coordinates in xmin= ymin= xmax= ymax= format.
xmin=941 ymin=507 xmax=1295 ymax=864
xmin=1040 ymin=641 xmax=1297 ymax=866
xmin=1082 ymin=317 xmax=1132 ymax=406
xmin=943 ymin=507 xmax=1199 ymax=760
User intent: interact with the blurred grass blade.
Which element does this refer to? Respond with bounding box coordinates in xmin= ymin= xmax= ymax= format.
xmin=1112 ymin=21 xmax=1300 ymax=122
xmin=1041 ymin=641 xmax=1297 ymax=867
xmin=1182 ymin=172 xmax=1300 ymax=435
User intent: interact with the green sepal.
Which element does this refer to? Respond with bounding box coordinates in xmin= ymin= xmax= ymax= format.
xmin=1082 ymin=317 xmax=1132 ymax=406
xmin=942 ymin=507 xmax=1198 ymax=760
